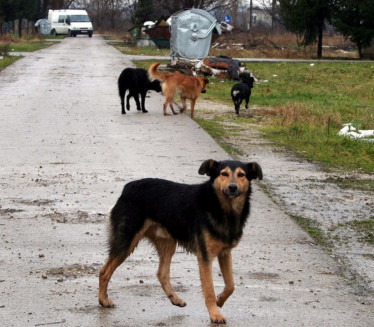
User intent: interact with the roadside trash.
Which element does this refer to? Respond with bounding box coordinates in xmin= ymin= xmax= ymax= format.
xmin=159 ymin=56 xmax=255 ymax=82
xmin=338 ymin=123 xmax=374 ymax=141
xmin=144 ymin=17 xmax=171 ymax=49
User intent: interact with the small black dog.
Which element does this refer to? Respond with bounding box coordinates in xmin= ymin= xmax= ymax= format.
xmin=99 ymin=159 xmax=263 ymax=324
xmin=230 ymin=72 xmax=255 ymax=115
xmin=118 ymin=67 xmax=162 ymax=114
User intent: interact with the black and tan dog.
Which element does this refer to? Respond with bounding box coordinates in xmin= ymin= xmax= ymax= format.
xmin=99 ymin=159 xmax=263 ymax=324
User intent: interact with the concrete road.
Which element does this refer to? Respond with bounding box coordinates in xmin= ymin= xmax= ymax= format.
xmin=0 ymin=35 xmax=372 ymax=327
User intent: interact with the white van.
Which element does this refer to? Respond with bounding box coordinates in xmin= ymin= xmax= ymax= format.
xmin=48 ymin=9 xmax=93 ymax=37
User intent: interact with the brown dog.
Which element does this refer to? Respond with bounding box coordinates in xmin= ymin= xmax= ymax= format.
xmin=148 ymin=62 xmax=209 ymax=118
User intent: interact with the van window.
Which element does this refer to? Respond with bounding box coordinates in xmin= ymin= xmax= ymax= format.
xmin=69 ymin=15 xmax=90 ymax=23
xmin=58 ymin=15 xmax=66 ymax=23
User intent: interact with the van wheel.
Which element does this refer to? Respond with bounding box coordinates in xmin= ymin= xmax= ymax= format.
xmin=88 ymin=32 xmax=93 ymax=38
xmin=51 ymin=29 xmax=57 ymax=37
xmin=68 ymin=30 xmax=72 ymax=37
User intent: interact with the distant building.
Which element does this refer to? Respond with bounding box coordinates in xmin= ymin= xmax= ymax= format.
xmin=251 ymin=8 xmax=272 ymax=27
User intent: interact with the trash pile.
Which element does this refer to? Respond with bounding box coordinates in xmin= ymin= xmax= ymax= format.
xmin=338 ymin=123 xmax=374 ymax=142
xmin=158 ymin=56 xmax=254 ymax=81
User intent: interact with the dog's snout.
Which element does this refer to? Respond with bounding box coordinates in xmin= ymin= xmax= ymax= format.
xmin=201 ymin=89 xmax=206 ymax=93
xmin=228 ymin=184 xmax=238 ymax=193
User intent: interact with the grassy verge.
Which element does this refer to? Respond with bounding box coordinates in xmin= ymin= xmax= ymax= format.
xmin=0 ymin=34 xmax=61 ymax=53
xmin=0 ymin=55 xmax=20 ymax=72
xmin=291 ymin=215 xmax=331 ymax=249
xmin=134 ymin=59 xmax=374 ymax=179
xmin=338 ymin=217 xmax=374 ymax=245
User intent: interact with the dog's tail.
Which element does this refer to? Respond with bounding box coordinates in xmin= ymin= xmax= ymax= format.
xmin=148 ymin=62 xmax=166 ymax=82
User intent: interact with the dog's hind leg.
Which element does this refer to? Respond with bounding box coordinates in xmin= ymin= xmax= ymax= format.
xmin=245 ymin=96 xmax=250 ymax=109
xmin=99 ymin=253 xmax=126 ymax=307
xmin=163 ymin=98 xmax=177 ymax=115
xmin=190 ymin=99 xmax=196 ymax=118
xmin=133 ymin=92 xmax=142 ymax=111
xmin=180 ymin=97 xmax=187 ymax=113
xmin=99 ymin=220 xmax=150 ymax=308
xmin=216 ymin=251 xmax=234 ymax=308
xmin=140 ymin=92 xmax=148 ymax=113
xmin=152 ymin=238 xmax=186 ymax=307
xmin=126 ymin=93 xmax=131 ymax=111
xmin=234 ymin=99 xmax=241 ymax=115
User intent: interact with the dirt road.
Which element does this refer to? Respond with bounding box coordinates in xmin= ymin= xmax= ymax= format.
xmin=0 ymin=35 xmax=373 ymax=326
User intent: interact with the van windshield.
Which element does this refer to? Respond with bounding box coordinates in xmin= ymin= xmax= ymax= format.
xmin=69 ymin=15 xmax=90 ymax=22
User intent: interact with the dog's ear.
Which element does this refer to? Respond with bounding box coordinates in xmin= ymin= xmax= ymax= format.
xmin=246 ymin=162 xmax=263 ymax=180
xmin=198 ymin=159 xmax=218 ymax=176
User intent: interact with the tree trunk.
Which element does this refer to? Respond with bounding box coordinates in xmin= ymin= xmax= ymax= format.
xmin=18 ymin=19 xmax=23 ymax=38
xmin=317 ymin=24 xmax=323 ymax=59
xmin=358 ymin=44 xmax=362 ymax=59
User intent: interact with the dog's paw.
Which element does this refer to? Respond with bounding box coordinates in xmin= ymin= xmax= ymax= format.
xmin=216 ymin=296 xmax=225 ymax=308
xmin=142 ymin=109 xmax=148 ymax=113
xmin=169 ymin=294 xmax=187 ymax=307
xmin=210 ymin=313 xmax=226 ymax=324
xmin=99 ymin=298 xmax=115 ymax=308
xmin=179 ymin=108 xmax=186 ymax=113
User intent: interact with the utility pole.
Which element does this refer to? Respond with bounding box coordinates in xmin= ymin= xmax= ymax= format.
xmin=249 ymin=0 xmax=253 ymax=30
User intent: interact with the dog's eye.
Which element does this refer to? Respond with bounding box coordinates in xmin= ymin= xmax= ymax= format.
xmin=221 ymin=172 xmax=229 ymax=177
xmin=237 ymin=172 xmax=245 ymax=178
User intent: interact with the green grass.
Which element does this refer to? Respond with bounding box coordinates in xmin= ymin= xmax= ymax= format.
xmin=0 ymin=55 xmax=20 ymax=71
xmin=134 ymin=59 xmax=374 ymax=175
xmin=291 ymin=215 xmax=331 ymax=249
xmin=1 ymin=34 xmax=61 ymax=53
xmin=340 ymin=217 xmax=374 ymax=244
xmin=194 ymin=118 xmax=244 ymax=156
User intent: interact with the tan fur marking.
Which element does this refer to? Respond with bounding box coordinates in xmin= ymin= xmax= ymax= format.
xmin=213 ymin=167 xmax=250 ymax=215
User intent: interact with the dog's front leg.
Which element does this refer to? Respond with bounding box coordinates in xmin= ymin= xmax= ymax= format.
xmin=197 ymin=255 xmax=226 ymax=324
xmin=216 ymin=250 xmax=234 ymax=308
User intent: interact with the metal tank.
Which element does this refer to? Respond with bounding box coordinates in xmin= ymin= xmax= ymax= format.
xmin=170 ymin=9 xmax=221 ymax=60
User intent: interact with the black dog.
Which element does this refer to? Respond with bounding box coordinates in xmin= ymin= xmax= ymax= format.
xmin=118 ymin=67 xmax=162 ymax=114
xmin=231 ymin=72 xmax=255 ymax=115
xmin=99 ymin=159 xmax=263 ymax=324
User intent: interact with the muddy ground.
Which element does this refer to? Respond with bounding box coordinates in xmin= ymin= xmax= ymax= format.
xmin=0 ymin=36 xmax=373 ymax=326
